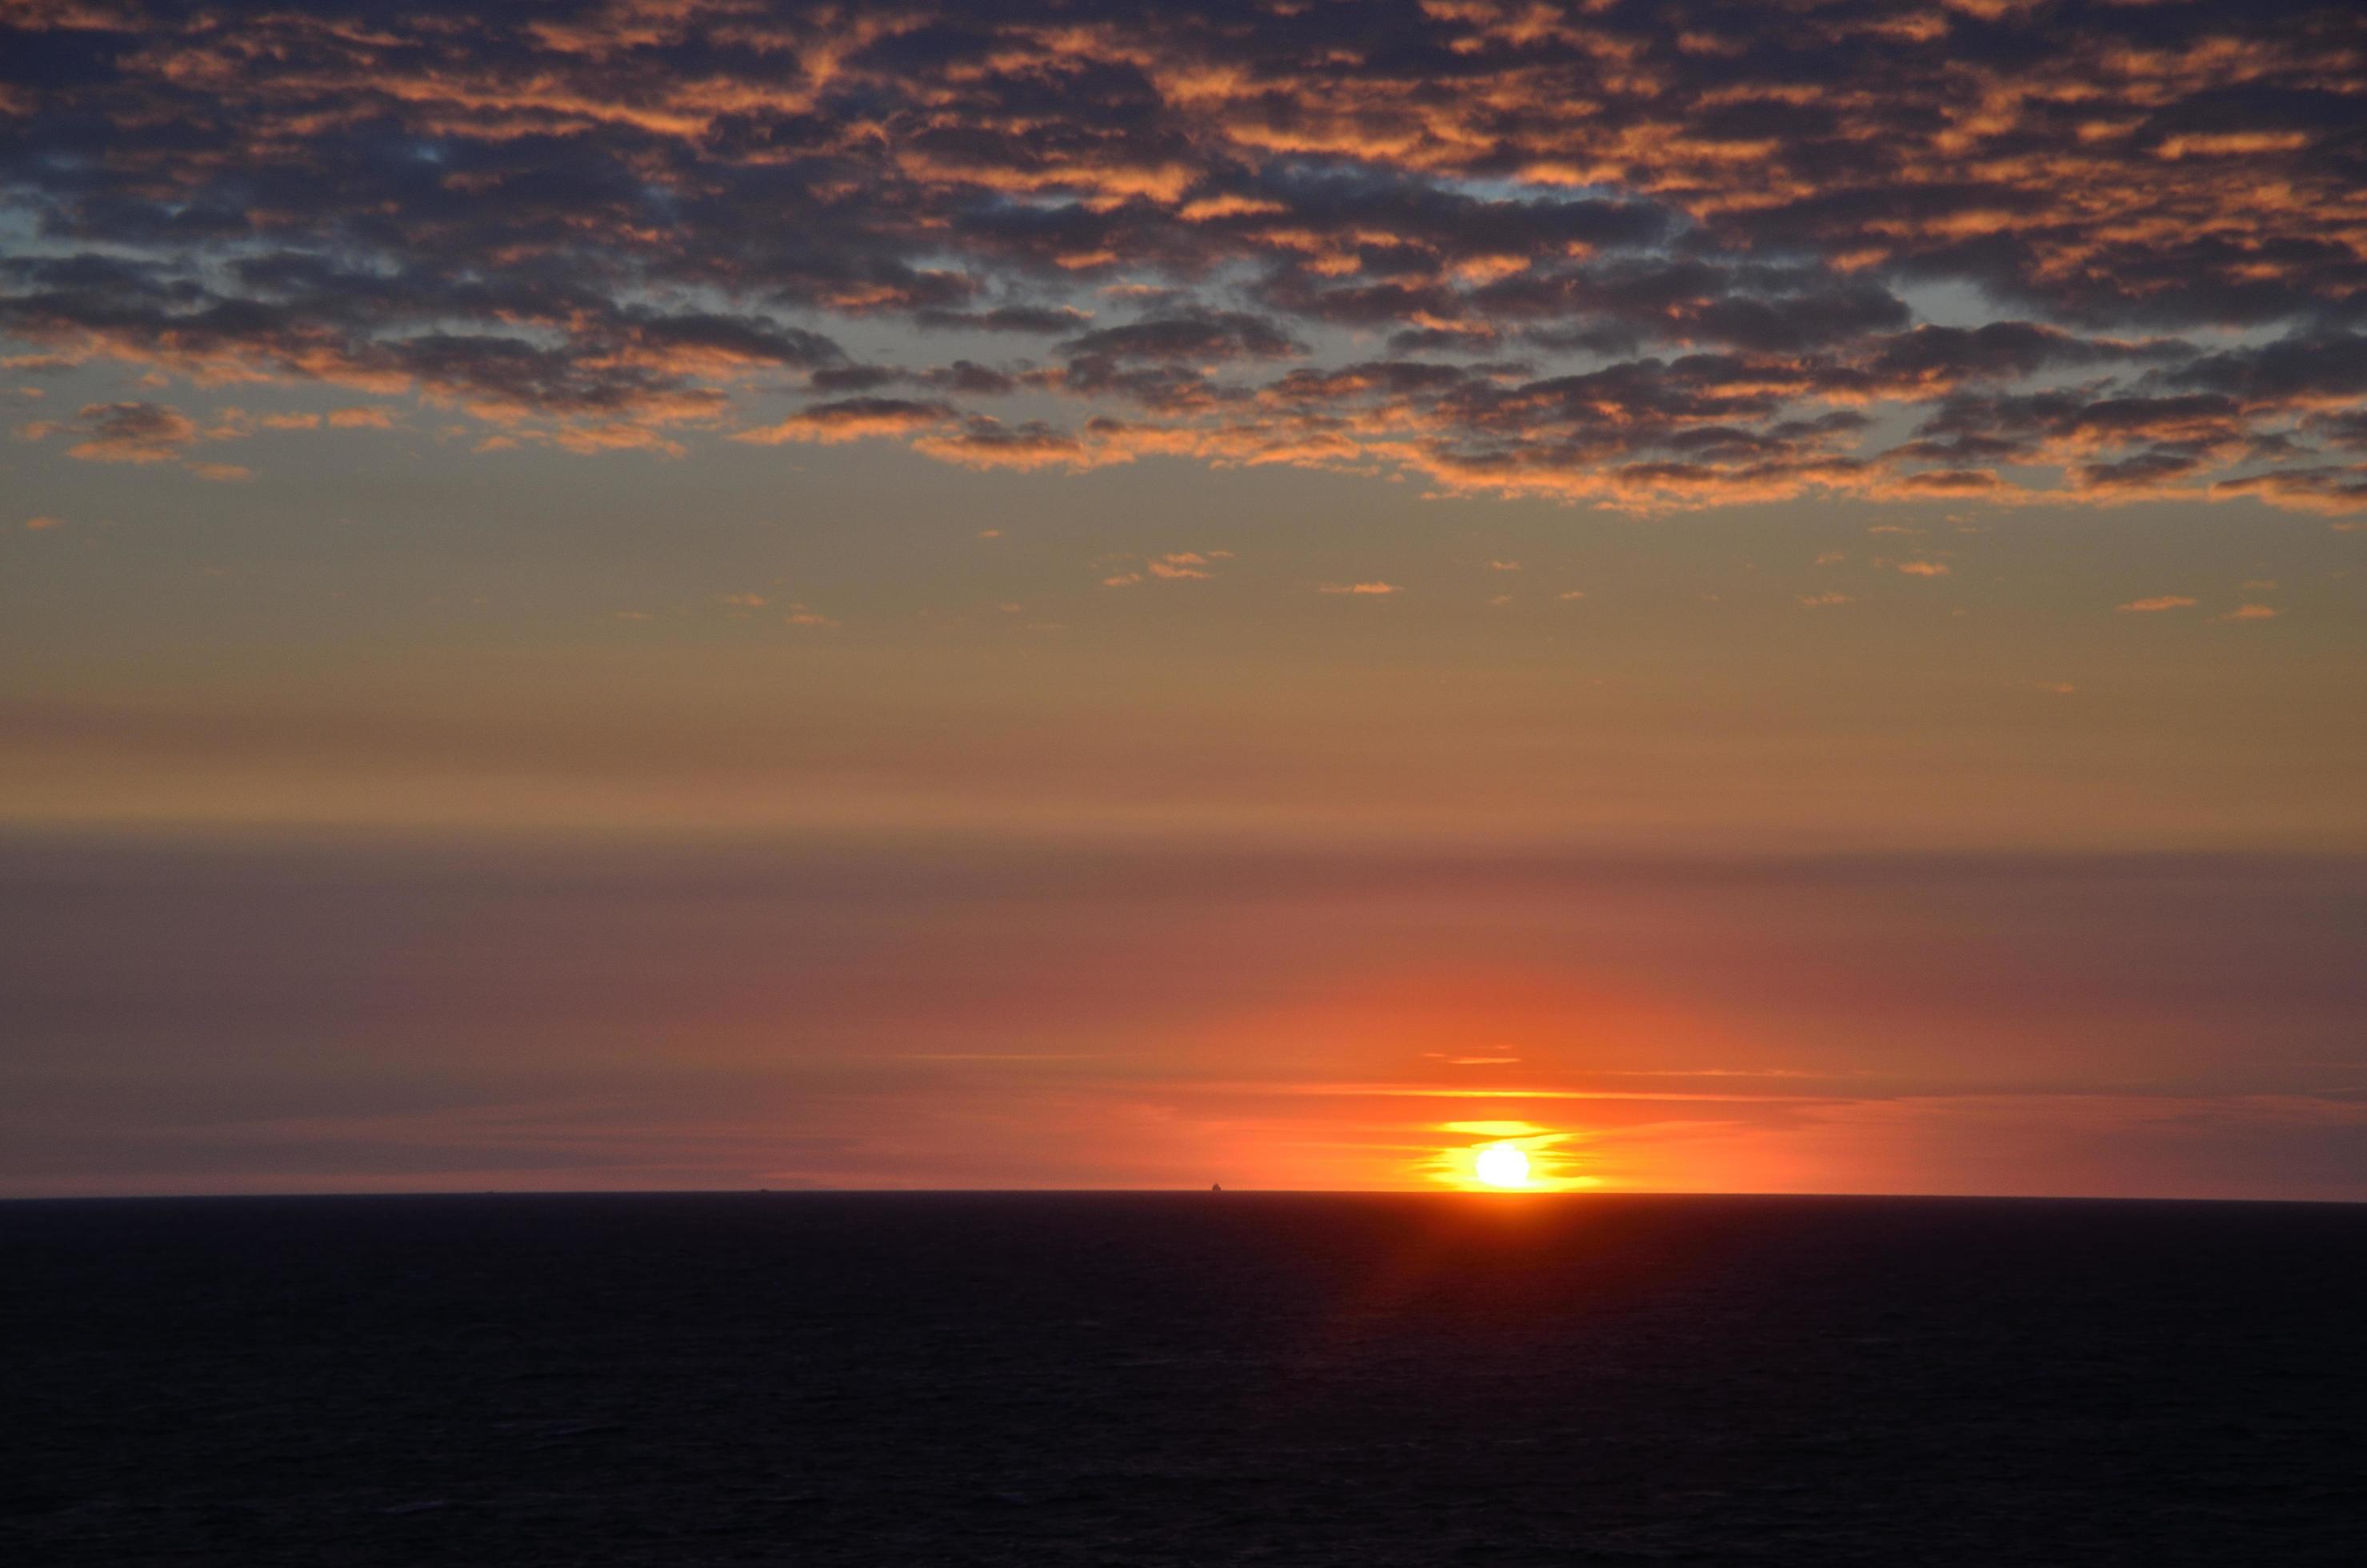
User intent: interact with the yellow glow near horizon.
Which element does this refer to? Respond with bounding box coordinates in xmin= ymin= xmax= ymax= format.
xmin=1473 ymin=1142 xmax=1532 ymax=1188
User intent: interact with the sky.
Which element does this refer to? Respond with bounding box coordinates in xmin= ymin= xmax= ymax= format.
xmin=3 ymin=0 xmax=2365 ymax=1199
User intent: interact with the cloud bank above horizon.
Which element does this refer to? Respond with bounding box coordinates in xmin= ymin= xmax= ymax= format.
xmin=6 ymin=0 xmax=2367 ymax=511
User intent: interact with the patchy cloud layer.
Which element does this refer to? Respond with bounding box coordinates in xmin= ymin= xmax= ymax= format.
xmin=4 ymin=0 xmax=2365 ymax=508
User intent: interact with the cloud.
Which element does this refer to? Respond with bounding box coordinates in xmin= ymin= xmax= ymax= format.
xmin=1317 ymin=582 xmax=1400 ymax=595
xmin=2 ymin=1 xmax=2364 ymax=510
xmin=2218 ymin=604 xmax=2281 ymax=622
xmin=1897 ymin=562 xmax=1951 ymax=577
xmin=915 ymin=306 xmax=1094 ymax=334
xmin=24 ymin=515 xmax=65 ymax=530
xmin=1147 ymin=553 xmax=1214 ymax=580
xmin=1100 ymin=550 xmax=1228 ymax=583
xmin=734 ymin=398 xmax=956 ymax=446
xmin=1062 ymin=312 xmax=1303 ymax=366
xmin=20 ymin=401 xmax=198 ymax=464
xmin=2211 ymin=466 xmax=2367 ymax=515
xmin=913 ymin=417 xmax=1095 ymax=471
xmin=2117 ymin=596 xmax=2200 ymax=614
xmin=1800 ymin=592 xmax=1853 ymax=608
xmin=1864 ymin=324 xmax=2175 ymax=392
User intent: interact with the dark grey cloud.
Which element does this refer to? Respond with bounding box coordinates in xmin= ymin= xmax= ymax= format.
xmin=17 ymin=399 xmax=199 ymax=463
xmin=1062 ymin=311 xmax=1305 ymax=365
xmin=1867 ymin=324 xmax=2182 ymax=388
xmin=914 ymin=306 xmax=1094 ymax=334
xmin=2170 ymin=332 xmax=2367 ymax=405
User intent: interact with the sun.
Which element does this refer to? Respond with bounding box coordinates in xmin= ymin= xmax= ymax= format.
xmin=1473 ymin=1142 xmax=1531 ymax=1189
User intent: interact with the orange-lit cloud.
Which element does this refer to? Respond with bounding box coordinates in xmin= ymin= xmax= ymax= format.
xmin=1 ymin=1 xmax=2360 ymax=513
xmin=735 ymin=398 xmax=955 ymax=446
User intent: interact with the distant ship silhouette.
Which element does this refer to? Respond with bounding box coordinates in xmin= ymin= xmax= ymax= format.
xmin=1210 ymin=1182 xmax=1222 ymax=1191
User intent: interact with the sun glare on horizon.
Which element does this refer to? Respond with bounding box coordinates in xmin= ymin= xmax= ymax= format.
xmin=1473 ymin=1142 xmax=1532 ymax=1189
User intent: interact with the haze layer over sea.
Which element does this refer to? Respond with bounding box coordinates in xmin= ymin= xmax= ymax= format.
xmin=4 ymin=1194 xmax=2362 ymax=1564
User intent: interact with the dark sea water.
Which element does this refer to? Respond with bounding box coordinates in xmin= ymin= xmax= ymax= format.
xmin=3 ymin=1194 xmax=2364 ymax=1565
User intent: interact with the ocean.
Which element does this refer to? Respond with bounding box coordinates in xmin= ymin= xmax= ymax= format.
xmin=4 ymin=1193 xmax=2362 ymax=1563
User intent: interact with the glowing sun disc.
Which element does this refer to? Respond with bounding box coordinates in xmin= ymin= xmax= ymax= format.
xmin=1473 ymin=1142 xmax=1531 ymax=1188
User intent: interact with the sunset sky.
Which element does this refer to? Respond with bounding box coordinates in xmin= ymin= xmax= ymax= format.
xmin=5 ymin=0 xmax=2365 ymax=1198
